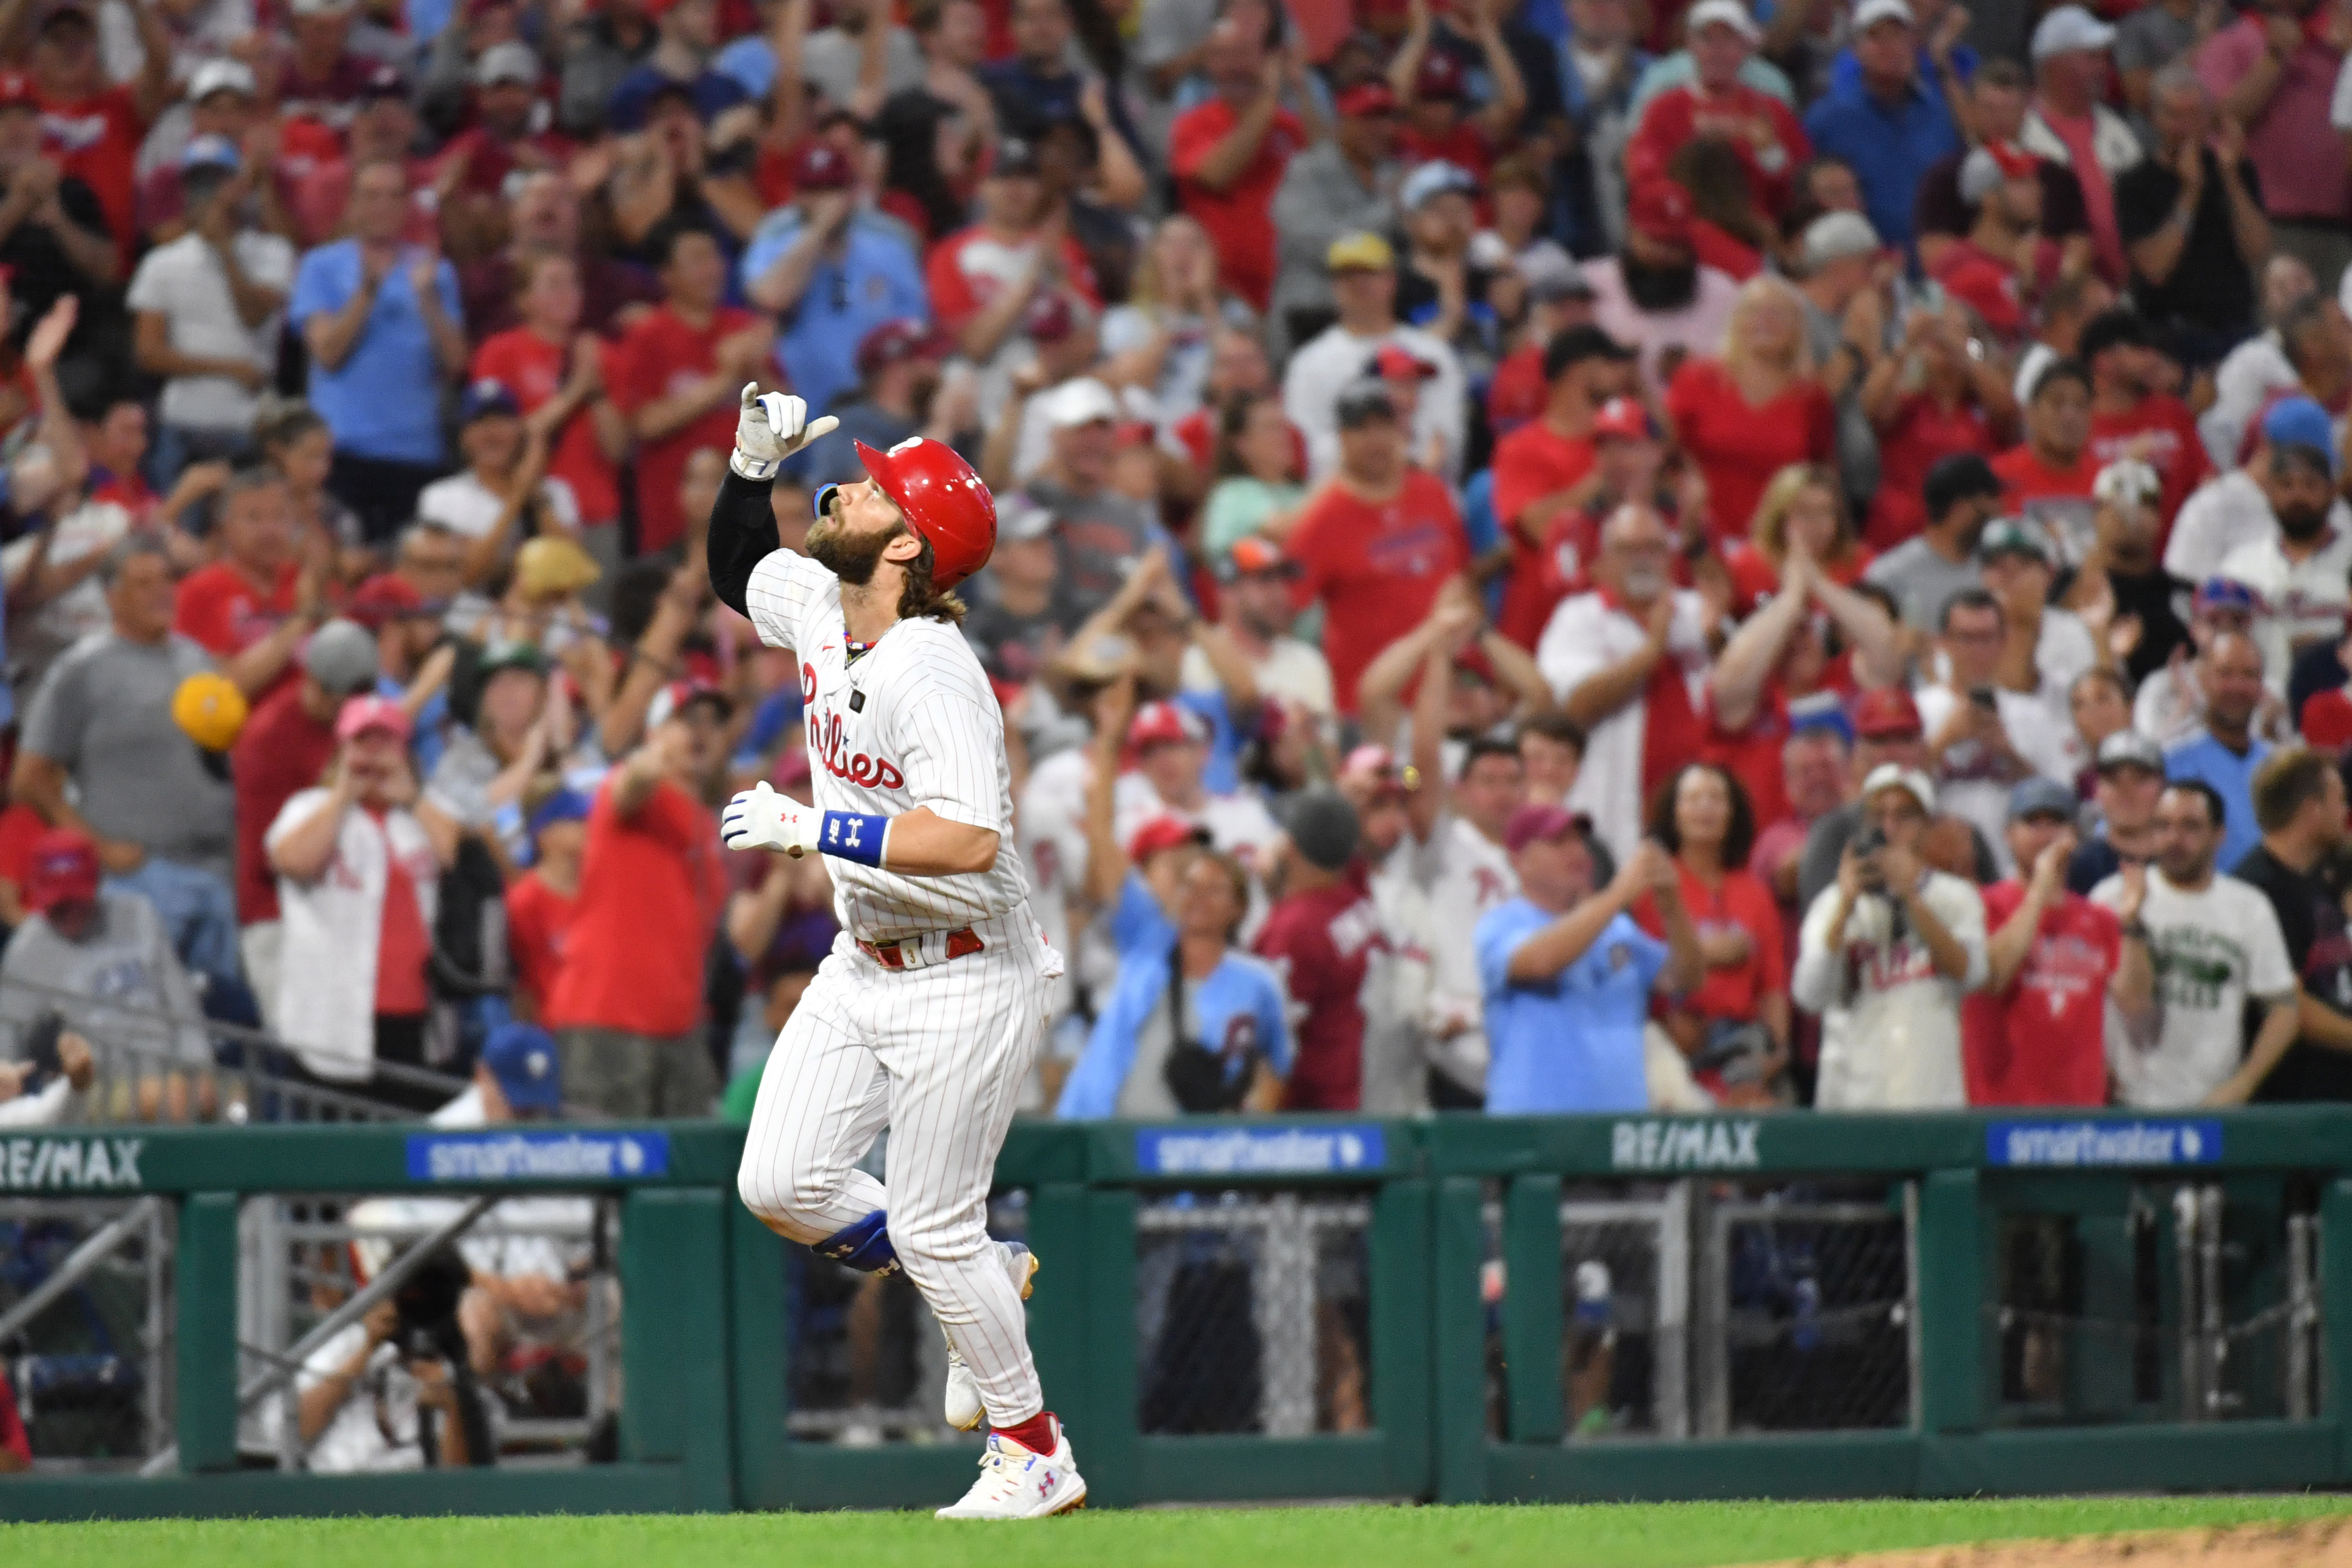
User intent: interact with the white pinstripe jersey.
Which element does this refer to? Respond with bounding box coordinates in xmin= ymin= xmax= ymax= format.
xmin=744 ymin=548 xmax=1030 ymax=942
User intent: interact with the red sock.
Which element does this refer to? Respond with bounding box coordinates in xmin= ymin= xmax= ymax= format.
xmin=993 ymin=1411 xmax=1058 ymax=1453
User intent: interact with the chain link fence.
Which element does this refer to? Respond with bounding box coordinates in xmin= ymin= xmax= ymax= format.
xmin=236 ymin=1191 xmax=621 ymax=1469
xmin=1480 ymin=1179 xmax=1914 ymax=1441
xmin=1700 ymin=1183 xmax=1913 ymax=1434
xmin=0 ymin=1197 xmax=171 ymax=1468
xmin=1982 ymin=1183 xmax=2323 ymax=1427
xmin=780 ymin=1189 xmax=1028 ymax=1446
xmin=1135 ymin=1190 xmax=1375 ymax=1437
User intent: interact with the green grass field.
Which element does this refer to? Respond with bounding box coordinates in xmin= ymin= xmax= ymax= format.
xmin=8 ymin=1495 xmax=2351 ymax=1568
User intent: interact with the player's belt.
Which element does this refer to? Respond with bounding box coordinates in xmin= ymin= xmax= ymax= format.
xmin=858 ymin=927 xmax=986 ymax=970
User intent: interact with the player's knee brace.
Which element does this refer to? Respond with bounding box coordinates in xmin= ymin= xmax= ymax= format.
xmin=814 ymin=1211 xmax=901 ymax=1276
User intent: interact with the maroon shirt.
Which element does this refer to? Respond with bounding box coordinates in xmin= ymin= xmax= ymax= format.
xmin=1253 ymin=874 xmax=1388 ymax=1111
xmin=230 ymin=683 xmax=339 ymax=924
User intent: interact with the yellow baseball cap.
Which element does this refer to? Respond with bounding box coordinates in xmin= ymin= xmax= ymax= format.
xmin=1326 ymin=231 xmax=1395 ymax=272
xmin=516 ymin=535 xmax=602 ymax=600
xmin=172 ymin=671 xmax=249 ymax=753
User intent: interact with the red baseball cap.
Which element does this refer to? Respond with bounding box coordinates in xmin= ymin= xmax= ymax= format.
xmin=344 ymin=572 xmax=433 ymax=628
xmin=23 ymin=829 xmax=98 ymax=914
xmin=1627 ymin=180 xmax=1694 ymax=247
xmin=1128 ymin=700 xmax=1207 ymax=751
xmin=1591 ymin=396 xmax=1655 ymax=442
xmin=856 ymin=317 xmax=947 ymax=376
xmin=1334 ymin=81 xmax=1399 ymax=117
xmin=1982 ymin=139 xmax=2039 ymax=181
xmin=1126 ymin=815 xmax=1211 ymax=863
xmin=1413 ymin=52 xmax=1467 ymax=100
xmin=1373 ymin=343 xmax=1437 ymax=381
xmin=336 ymin=694 xmax=413 ymax=743
xmin=1220 ymin=536 xmax=1299 ymax=580
xmin=1852 ymin=688 xmax=1924 ymax=740
xmin=1503 ymin=804 xmax=1593 ymax=855
xmin=1936 ymin=255 xmax=2023 ymax=337
xmin=790 ymin=141 xmax=856 ymax=192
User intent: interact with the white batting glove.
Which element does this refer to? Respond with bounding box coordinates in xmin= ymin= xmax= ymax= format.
xmin=721 ymin=780 xmax=823 ymax=858
xmin=731 ymin=383 xmax=841 ymax=481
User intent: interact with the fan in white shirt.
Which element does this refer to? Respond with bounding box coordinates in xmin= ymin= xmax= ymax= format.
xmin=2211 ymin=440 xmax=2352 ymax=691
xmin=2090 ymin=779 xmax=2299 ymax=1107
xmin=1916 ymin=585 xmax=2082 ymax=876
xmin=416 ymin=380 xmax=583 ymax=571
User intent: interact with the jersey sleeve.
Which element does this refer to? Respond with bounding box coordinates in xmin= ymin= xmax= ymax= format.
xmin=742 ymin=549 xmax=833 ymax=654
xmin=894 ymin=681 xmax=1007 ymax=833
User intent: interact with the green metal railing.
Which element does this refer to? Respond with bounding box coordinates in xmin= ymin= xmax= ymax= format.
xmin=2 ymin=1108 xmax=2350 ymax=1520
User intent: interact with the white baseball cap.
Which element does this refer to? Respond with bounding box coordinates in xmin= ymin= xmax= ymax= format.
xmin=1801 ymin=210 xmax=1880 ymax=270
xmin=1853 ymin=0 xmax=1916 ymax=30
xmin=2032 ymin=4 xmax=2116 ymax=58
xmin=1686 ymin=0 xmax=1761 ymax=42
xmin=186 ymin=57 xmax=255 ymax=101
xmin=1042 ymin=377 xmax=1120 ymax=431
xmin=1861 ymin=763 xmax=1937 ymax=814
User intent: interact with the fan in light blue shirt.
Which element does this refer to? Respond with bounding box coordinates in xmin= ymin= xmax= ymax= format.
xmin=737 ymin=181 xmax=930 ymax=418
xmin=1476 ymin=805 xmax=1700 ymax=1115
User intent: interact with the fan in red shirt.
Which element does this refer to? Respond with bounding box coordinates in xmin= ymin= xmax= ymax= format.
xmin=2079 ymin=306 xmax=2209 ymax=541
xmin=506 ymin=788 xmax=587 ymax=1025
xmin=924 ymin=143 xmax=1101 ymax=363
xmin=1991 ymin=357 xmax=2100 ymax=565
xmin=1625 ymin=0 xmax=1810 ymax=219
xmin=605 ymin=222 xmax=771 ymax=554
xmin=1665 ymin=276 xmax=1835 ymax=540
xmin=1392 ymin=47 xmax=1518 ymax=181
xmin=1168 ymin=16 xmax=1308 ymax=315
xmin=546 ymin=686 xmax=730 ymax=1115
xmin=174 ymin=471 xmax=314 ymax=698
xmin=1285 ymin=380 xmax=1470 ymax=714
xmin=1704 ymin=526 xmax=1895 ymax=828
xmin=1961 ymin=780 xmax=2134 ymax=1106
xmin=1485 ymin=272 xmax=1600 ymax=437
xmin=1863 ymin=303 xmax=2010 ymax=550
xmin=1489 ymin=325 xmax=1637 ymax=645
xmin=471 ymin=253 xmax=625 ymax=533
xmin=1632 ymin=761 xmax=1789 ymax=1105
xmin=1253 ymin=789 xmax=1388 ymax=1112
xmin=1723 ymin=462 xmax=1876 ymax=615
xmin=1519 ymin=398 xmax=1685 ymax=615
xmin=28 ymin=0 xmax=165 ymax=267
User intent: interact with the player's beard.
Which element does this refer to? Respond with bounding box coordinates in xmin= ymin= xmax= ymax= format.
xmin=808 ymin=517 xmax=904 ymax=585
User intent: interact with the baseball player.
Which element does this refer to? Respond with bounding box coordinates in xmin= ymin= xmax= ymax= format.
xmin=709 ymin=386 xmax=1085 ymax=1520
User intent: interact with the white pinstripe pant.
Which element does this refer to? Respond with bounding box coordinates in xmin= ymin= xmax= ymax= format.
xmin=736 ymin=906 xmax=1059 ymax=1427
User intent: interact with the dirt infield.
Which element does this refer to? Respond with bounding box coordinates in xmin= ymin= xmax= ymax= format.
xmin=1773 ymin=1516 xmax=2352 ymax=1568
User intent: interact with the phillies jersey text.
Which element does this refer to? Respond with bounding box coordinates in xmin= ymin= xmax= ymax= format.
xmin=744 ymin=549 xmax=1029 ymax=941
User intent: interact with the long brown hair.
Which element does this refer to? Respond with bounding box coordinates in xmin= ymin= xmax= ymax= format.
xmin=896 ymin=531 xmax=967 ymax=625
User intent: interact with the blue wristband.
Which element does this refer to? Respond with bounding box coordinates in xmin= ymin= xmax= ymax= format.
xmin=819 ymin=810 xmax=890 ymax=867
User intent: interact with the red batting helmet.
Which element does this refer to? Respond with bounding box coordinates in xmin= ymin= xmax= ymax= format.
xmin=854 ymin=437 xmax=996 ymax=590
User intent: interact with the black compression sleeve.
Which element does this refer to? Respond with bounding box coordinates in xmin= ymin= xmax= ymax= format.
xmin=708 ymin=467 xmax=779 ymax=620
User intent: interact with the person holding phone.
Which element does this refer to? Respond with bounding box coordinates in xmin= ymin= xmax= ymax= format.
xmin=1914 ymin=583 xmax=2083 ymax=874
xmin=1793 ymin=764 xmax=1987 ymax=1109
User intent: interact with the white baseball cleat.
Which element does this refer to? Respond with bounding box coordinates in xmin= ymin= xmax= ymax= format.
xmin=943 ymin=1240 xmax=1038 ymax=1432
xmin=934 ymin=1416 xmax=1086 ymax=1520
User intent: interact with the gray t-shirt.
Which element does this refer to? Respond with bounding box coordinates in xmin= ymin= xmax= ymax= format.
xmin=0 ymin=890 xmax=211 ymax=1066
xmin=2115 ymin=3 xmax=2196 ymax=77
xmin=21 ymin=632 xmax=234 ymax=879
xmin=801 ymin=25 xmax=925 ymax=108
xmin=1865 ymin=537 xmax=1984 ymax=633
xmin=1024 ymin=479 xmax=1154 ymax=630
xmin=1112 ymin=981 xmax=1193 ymax=1118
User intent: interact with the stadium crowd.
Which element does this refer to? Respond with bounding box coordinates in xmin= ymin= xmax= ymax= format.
xmin=0 ymin=0 xmax=2350 ymax=1136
